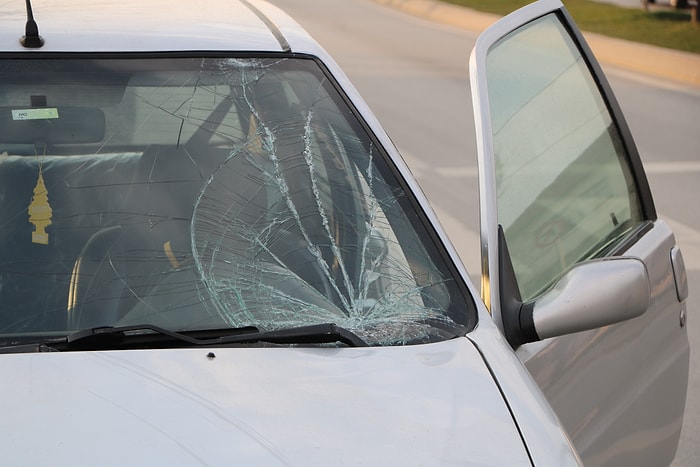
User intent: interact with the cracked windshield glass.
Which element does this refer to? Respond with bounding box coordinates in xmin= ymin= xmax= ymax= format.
xmin=0 ymin=57 xmax=474 ymax=346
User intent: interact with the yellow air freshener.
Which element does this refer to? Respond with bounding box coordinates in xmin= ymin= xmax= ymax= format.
xmin=28 ymin=168 xmax=52 ymax=244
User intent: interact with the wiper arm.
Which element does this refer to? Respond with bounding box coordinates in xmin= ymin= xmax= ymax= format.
xmin=63 ymin=324 xmax=259 ymax=349
xmin=0 ymin=343 xmax=59 ymax=353
xmin=0 ymin=326 xmax=255 ymax=353
xmin=58 ymin=322 xmax=367 ymax=350
xmin=244 ymin=323 xmax=368 ymax=347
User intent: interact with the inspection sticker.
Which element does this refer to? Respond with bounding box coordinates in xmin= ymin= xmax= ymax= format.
xmin=12 ymin=108 xmax=59 ymax=120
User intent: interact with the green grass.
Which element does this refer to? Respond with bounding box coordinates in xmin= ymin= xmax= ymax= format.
xmin=441 ymin=0 xmax=700 ymax=54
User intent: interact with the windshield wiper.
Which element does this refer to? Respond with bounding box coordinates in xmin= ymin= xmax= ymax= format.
xmin=250 ymin=323 xmax=368 ymax=347
xmin=53 ymin=322 xmax=367 ymax=351
xmin=0 ymin=342 xmax=60 ymax=353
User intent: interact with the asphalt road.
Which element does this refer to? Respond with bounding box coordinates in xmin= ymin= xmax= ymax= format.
xmin=269 ymin=0 xmax=700 ymax=464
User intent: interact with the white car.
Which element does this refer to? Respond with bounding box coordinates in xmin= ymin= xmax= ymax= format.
xmin=0 ymin=0 xmax=689 ymax=465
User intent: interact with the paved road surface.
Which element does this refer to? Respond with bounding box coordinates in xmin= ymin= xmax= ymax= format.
xmin=269 ymin=0 xmax=700 ymax=464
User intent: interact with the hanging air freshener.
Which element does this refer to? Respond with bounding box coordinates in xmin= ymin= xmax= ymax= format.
xmin=28 ymin=166 xmax=52 ymax=244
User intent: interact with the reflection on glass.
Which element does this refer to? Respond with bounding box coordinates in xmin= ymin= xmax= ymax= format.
xmin=486 ymin=15 xmax=643 ymax=301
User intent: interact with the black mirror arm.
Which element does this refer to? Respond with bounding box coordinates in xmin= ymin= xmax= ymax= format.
xmin=497 ymin=225 xmax=538 ymax=349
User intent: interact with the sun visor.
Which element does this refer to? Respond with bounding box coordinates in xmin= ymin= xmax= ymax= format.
xmin=0 ymin=106 xmax=105 ymax=144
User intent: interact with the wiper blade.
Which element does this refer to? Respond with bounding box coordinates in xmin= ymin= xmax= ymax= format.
xmin=61 ymin=324 xmax=258 ymax=350
xmin=59 ymin=322 xmax=367 ymax=350
xmin=0 ymin=343 xmax=59 ymax=353
xmin=244 ymin=323 xmax=368 ymax=347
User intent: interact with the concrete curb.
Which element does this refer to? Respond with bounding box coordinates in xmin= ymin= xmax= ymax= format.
xmin=372 ymin=0 xmax=700 ymax=88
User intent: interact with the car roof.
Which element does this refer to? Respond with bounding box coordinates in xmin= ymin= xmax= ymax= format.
xmin=0 ymin=0 xmax=318 ymax=53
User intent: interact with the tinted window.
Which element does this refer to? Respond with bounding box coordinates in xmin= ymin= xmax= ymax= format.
xmin=486 ymin=15 xmax=644 ymax=301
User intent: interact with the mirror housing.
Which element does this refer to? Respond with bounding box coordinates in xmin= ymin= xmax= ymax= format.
xmin=531 ymin=257 xmax=650 ymax=341
xmin=498 ymin=228 xmax=651 ymax=347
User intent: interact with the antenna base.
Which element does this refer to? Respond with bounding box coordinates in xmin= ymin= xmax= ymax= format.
xmin=21 ymin=34 xmax=45 ymax=48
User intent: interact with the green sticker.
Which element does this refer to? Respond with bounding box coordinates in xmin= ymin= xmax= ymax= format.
xmin=12 ymin=108 xmax=59 ymax=120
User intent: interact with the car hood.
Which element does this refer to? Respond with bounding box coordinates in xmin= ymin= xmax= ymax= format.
xmin=0 ymin=337 xmax=530 ymax=465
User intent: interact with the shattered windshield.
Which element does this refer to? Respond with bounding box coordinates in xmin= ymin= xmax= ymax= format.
xmin=0 ymin=56 xmax=474 ymax=346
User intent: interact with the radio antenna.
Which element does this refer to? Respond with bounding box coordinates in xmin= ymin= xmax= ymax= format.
xmin=21 ymin=0 xmax=44 ymax=48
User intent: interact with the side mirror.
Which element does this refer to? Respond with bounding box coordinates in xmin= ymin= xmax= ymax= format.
xmin=498 ymin=228 xmax=651 ymax=347
xmin=531 ymin=258 xmax=650 ymax=340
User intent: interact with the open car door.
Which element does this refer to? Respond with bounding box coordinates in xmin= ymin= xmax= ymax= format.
xmin=469 ymin=1 xmax=689 ymax=465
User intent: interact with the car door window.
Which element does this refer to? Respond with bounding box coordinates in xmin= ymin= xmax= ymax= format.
xmin=485 ymin=14 xmax=644 ymax=301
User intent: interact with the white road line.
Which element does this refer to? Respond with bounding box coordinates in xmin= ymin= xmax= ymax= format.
xmin=604 ymin=65 xmax=700 ymax=98
xmin=435 ymin=166 xmax=478 ymax=178
xmin=645 ymin=162 xmax=700 ymax=174
xmin=399 ymin=148 xmax=478 ymax=178
xmin=396 ymin=149 xmax=428 ymax=177
xmin=428 ymin=204 xmax=482 ymax=279
xmin=399 ymin=147 xmax=700 ymax=271
xmin=402 ymin=150 xmax=700 ymax=179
